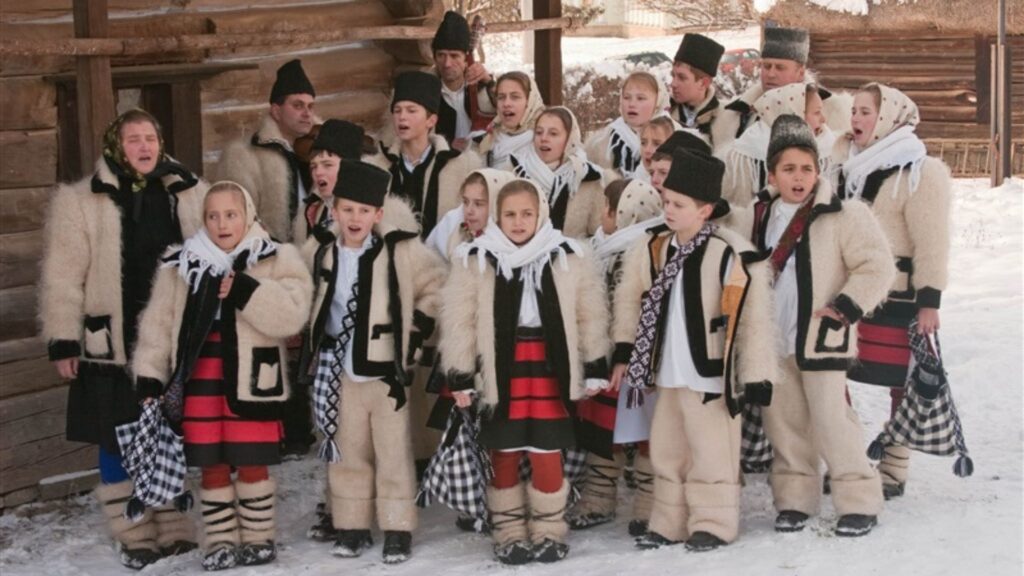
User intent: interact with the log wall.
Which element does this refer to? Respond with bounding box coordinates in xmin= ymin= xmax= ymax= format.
xmin=0 ymin=0 xmax=438 ymax=508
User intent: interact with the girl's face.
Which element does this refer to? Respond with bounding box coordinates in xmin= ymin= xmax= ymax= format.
xmin=461 ymin=182 xmax=489 ymax=233
xmin=205 ymin=190 xmax=247 ymax=252
xmin=805 ymin=92 xmax=826 ymax=136
xmin=534 ymin=114 xmax=569 ymax=165
xmin=496 ymin=80 xmax=529 ymax=130
xmin=641 ymin=125 xmax=672 ymax=170
xmin=498 ymin=191 xmax=540 ymax=246
xmin=309 ymin=151 xmax=341 ymax=199
xmin=768 ymin=148 xmax=819 ymax=205
xmin=620 ymin=80 xmax=658 ymax=129
xmin=649 ymin=158 xmax=672 ymax=194
xmin=850 ymin=91 xmax=879 ymax=148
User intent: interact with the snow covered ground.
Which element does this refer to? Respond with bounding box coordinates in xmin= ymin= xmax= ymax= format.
xmin=1 ymin=177 xmax=1021 ymax=575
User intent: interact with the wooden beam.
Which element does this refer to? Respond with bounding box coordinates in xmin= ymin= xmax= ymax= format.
xmin=0 ymin=17 xmax=578 ymax=58
xmin=72 ymin=0 xmax=114 ymax=178
xmin=533 ymin=0 xmax=563 ymax=106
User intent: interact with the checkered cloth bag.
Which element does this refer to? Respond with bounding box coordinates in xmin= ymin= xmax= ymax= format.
xmin=518 ymin=447 xmax=587 ymax=507
xmin=740 ymin=403 xmax=774 ymax=472
xmin=115 ymin=401 xmax=192 ymax=521
xmin=416 ymin=406 xmax=493 ymax=530
xmin=867 ymin=320 xmax=973 ymax=478
xmin=312 ymin=268 xmax=364 ymax=464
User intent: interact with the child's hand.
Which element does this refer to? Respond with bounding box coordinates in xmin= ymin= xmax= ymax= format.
xmin=813 ymin=306 xmax=845 ymax=323
xmin=917 ymin=307 xmax=940 ymax=334
xmin=54 ymin=357 xmax=79 ymax=379
xmin=452 ymin=391 xmax=473 ymax=408
xmin=219 ymin=272 xmax=235 ymax=299
xmin=609 ymin=364 xmax=627 ymax=392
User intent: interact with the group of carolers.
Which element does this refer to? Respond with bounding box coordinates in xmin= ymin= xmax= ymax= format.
xmin=40 ymin=9 xmax=952 ymax=572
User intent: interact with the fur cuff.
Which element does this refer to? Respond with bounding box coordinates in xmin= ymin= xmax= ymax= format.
xmin=136 ymin=377 xmax=164 ymax=401
xmin=583 ymin=357 xmax=609 ymax=380
xmin=916 ymin=287 xmax=942 ymax=309
xmin=446 ymin=370 xmax=475 ymax=392
xmin=831 ymin=293 xmax=863 ymax=324
xmin=412 ymin=310 xmax=436 ymax=340
xmin=612 ymin=343 xmax=633 ymax=366
xmin=48 ymin=339 xmax=81 ymax=361
xmin=230 ymin=272 xmax=260 ymax=310
xmin=744 ymin=381 xmax=773 ymax=406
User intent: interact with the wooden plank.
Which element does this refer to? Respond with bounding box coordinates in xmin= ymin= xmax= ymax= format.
xmin=170 ymin=81 xmax=204 ymax=176
xmin=1 ymin=438 xmax=96 ymax=497
xmin=203 ymin=0 xmax=394 ymax=59
xmin=0 ymin=285 xmax=38 ymax=340
xmin=0 ymin=486 xmax=38 ymax=510
xmin=0 ymin=77 xmax=56 ymax=131
xmin=534 ymin=0 xmax=563 ymax=106
xmin=0 ymin=12 xmax=212 ymax=76
xmin=73 ymin=0 xmax=115 ymax=180
xmin=202 ymin=89 xmax=390 ymax=156
xmin=38 ymin=468 xmax=99 ymax=501
xmin=200 ymin=46 xmax=394 ymax=107
xmin=0 ymin=129 xmax=57 ymax=189
xmin=0 ymin=385 xmax=67 ymax=450
xmin=0 ymin=356 xmax=63 ymax=400
xmin=0 ymin=186 xmax=52 ymax=235
xmin=0 ymin=337 xmax=46 ymax=365
xmin=0 ymin=229 xmax=42 ymax=290
xmin=1 ymin=0 xmax=165 ymax=22
xmin=918 ymin=105 xmax=981 ymax=123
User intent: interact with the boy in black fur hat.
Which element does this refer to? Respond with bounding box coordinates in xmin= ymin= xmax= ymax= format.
xmin=611 ymin=149 xmax=776 ymax=552
xmin=669 ymin=33 xmax=726 ymax=142
xmin=302 ymin=160 xmax=444 ymax=563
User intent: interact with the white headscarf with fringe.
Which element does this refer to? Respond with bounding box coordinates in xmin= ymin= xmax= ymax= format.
xmin=167 ymin=181 xmax=276 ymax=293
xmin=837 ymin=83 xmax=927 ymax=200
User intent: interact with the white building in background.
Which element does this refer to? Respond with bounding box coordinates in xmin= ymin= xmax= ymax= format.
xmin=564 ymin=0 xmax=679 ymax=30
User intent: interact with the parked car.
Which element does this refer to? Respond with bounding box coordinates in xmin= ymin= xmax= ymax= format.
xmin=719 ymin=48 xmax=760 ymax=76
xmin=620 ymin=51 xmax=672 ymax=67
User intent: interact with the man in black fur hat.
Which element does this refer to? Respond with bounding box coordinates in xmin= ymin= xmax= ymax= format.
xmin=431 ymin=10 xmax=496 ymax=150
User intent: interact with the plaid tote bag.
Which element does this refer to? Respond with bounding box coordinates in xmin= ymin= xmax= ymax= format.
xmin=417 ymin=406 xmax=493 ymax=530
xmin=867 ymin=319 xmax=973 ymax=478
xmin=115 ymin=401 xmax=192 ymax=521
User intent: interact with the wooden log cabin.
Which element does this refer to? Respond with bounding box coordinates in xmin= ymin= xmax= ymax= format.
xmin=0 ymin=0 xmax=457 ymax=510
xmin=763 ymin=0 xmax=1024 ymax=176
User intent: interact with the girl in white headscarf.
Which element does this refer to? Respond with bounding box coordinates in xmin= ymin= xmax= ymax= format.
xmin=509 ymin=106 xmax=606 ymax=238
xmin=831 ymin=82 xmax=952 ymax=500
xmin=473 ymin=72 xmax=547 ymax=170
xmin=585 ymin=71 xmax=677 ymax=181
xmin=719 ymin=82 xmax=835 ymax=208
xmin=132 ymin=181 xmax=312 ymax=571
xmin=441 ymin=178 xmax=610 ymax=564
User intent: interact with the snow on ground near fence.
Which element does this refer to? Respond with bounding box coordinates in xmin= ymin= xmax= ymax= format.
xmin=1 ymin=177 xmax=1020 ymax=575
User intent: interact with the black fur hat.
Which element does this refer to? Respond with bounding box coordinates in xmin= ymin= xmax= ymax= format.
xmin=674 ymin=33 xmax=725 ymax=78
xmin=332 ymin=160 xmax=390 ymax=208
xmin=663 ymin=148 xmax=725 ymax=205
xmin=656 ymin=130 xmax=712 ymax=157
xmin=392 ymin=71 xmax=442 ymax=115
xmin=313 ymin=119 xmax=365 ymax=159
xmin=270 ymin=59 xmax=315 ymax=104
xmin=432 ymin=10 xmax=471 ymax=53
xmin=766 ymin=114 xmax=818 ymax=164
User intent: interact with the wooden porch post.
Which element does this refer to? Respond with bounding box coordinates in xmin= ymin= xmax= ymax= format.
xmin=73 ymin=0 xmax=115 ymax=173
xmin=533 ymin=0 xmax=563 ymax=106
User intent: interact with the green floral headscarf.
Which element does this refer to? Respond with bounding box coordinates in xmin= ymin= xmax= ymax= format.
xmin=102 ymin=108 xmax=167 ymax=192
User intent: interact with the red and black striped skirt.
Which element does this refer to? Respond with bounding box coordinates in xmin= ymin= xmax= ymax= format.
xmin=478 ymin=327 xmax=575 ymax=452
xmin=182 ymin=326 xmax=282 ymax=467
xmin=849 ymin=312 xmax=912 ymax=387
